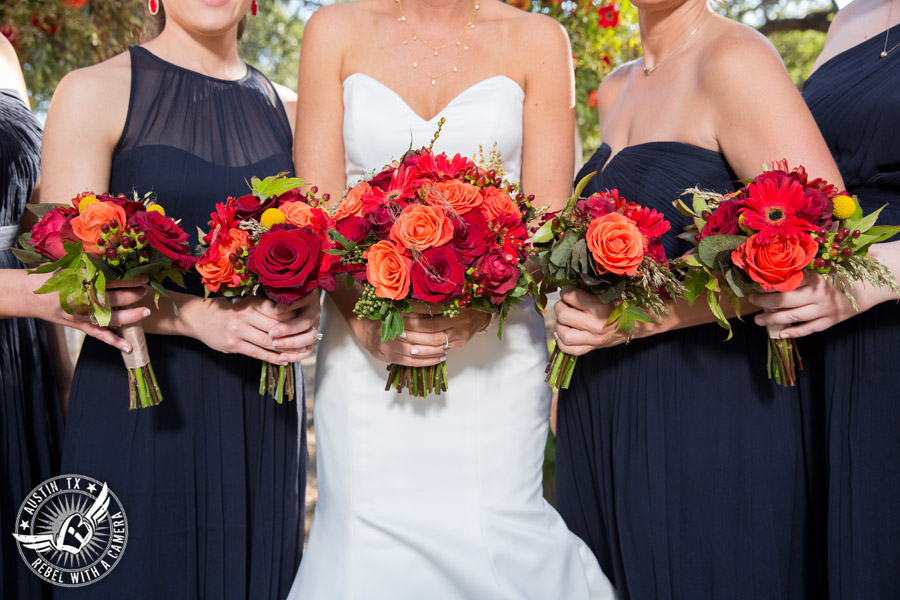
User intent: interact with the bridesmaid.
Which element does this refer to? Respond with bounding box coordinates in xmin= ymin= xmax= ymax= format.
xmin=752 ymin=0 xmax=900 ymax=597
xmin=39 ymin=1 xmax=317 ymax=597
xmin=551 ymin=0 xmax=843 ymax=598
xmin=0 ymin=35 xmax=148 ymax=600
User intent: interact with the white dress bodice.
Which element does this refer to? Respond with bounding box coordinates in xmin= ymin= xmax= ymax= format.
xmin=289 ymin=72 xmax=614 ymax=600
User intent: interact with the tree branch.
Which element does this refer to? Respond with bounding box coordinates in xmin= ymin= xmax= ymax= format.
xmin=757 ymin=9 xmax=835 ymax=35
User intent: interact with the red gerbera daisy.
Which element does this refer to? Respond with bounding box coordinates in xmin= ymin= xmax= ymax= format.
xmin=739 ymin=178 xmax=816 ymax=243
xmin=407 ymin=151 xmax=474 ymax=181
xmin=363 ymin=165 xmax=420 ymax=208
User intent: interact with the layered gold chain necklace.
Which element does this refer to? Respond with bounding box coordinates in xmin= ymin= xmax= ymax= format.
xmin=396 ymin=0 xmax=480 ymax=85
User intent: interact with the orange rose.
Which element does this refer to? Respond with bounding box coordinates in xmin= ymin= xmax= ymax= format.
xmin=426 ymin=180 xmax=482 ymax=215
xmin=480 ymin=187 xmax=519 ymax=221
xmin=731 ymin=233 xmax=818 ymax=292
xmin=70 ymin=201 xmax=127 ymax=254
xmin=389 ymin=203 xmax=454 ymax=251
xmin=585 ymin=212 xmax=644 ymax=276
xmin=334 ymin=182 xmax=370 ymax=221
xmin=364 ymin=240 xmax=412 ymax=300
xmin=196 ymin=228 xmax=250 ymax=292
xmin=280 ymin=201 xmax=332 ymax=236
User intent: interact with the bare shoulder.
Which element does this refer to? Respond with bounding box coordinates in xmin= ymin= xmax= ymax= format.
xmin=304 ymin=0 xmax=380 ymax=36
xmin=271 ymin=81 xmax=297 ymax=103
xmin=504 ymin=5 xmax=570 ymax=48
xmin=699 ymin=18 xmax=788 ymax=88
xmin=47 ymin=50 xmax=131 ymax=144
xmin=596 ymin=61 xmax=635 ymax=117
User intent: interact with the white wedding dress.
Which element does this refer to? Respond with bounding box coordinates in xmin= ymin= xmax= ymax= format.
xmin=289 ymin=73 xmax=614 ymax=600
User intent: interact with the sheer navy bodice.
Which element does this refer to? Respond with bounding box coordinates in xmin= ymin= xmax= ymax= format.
xmin=59 ymin=47 xmax=304 ymax=600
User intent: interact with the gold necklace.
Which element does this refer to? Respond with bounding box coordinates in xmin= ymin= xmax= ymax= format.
xmin=396 ymin=0 xmax=479 ymax=86
xmin=881 ymin=0 xmax=900 ymax=58
xmin=642 ymin=10 xmax=713 ymax=76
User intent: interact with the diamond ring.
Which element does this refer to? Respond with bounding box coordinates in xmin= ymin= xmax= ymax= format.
xmin=312 ymin=326 xmax=324 ymax=341
xmin=443 ymin=331 xmax=450 ymax=350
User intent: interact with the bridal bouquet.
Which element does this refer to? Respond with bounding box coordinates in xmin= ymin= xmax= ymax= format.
xmin=195 ymin=173 xmax=336 ymax=403
xmin=328 ymin=128 xmax=533 ymax=398
xmin=13 ymin=192 xmax=195 ymax=409
xmin=529 ymin=174 xmax=685 ymax=390
xmin=674 ymin=161 xmax=900 ymax=386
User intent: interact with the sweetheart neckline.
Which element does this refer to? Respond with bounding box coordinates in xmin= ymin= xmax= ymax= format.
xmin=595 ymin=140 xmax=724 ymax=175
xmin=342 ymin=72 xmax=524 ymax=123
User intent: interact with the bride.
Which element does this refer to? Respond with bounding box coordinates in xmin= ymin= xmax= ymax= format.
xmin=289 ymin=0 xmax=613 ymax=598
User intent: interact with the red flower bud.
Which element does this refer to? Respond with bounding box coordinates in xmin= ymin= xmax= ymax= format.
xmin=841 ymin=247 xmax=853 ymax=258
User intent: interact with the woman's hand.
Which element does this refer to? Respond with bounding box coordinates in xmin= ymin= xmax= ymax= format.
xmin=21 ymin=273 xmax=150 ymax=353
xmin=184 ymin=294 xmax=321 ymax=364
xmin=553 ymin=287 xmax=621 ymax=355
xmin=750 ymin=267 xmax=899 ymax=339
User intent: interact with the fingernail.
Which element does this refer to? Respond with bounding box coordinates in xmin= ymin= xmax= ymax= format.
xmin=271 ymin=340 xmax=281 ymax=349
xmin=411 ymin=348 xmax=420 ymax=355
xmin=270 ymin=328 xmax=281 ymax=337
xmin=122 ymin=345 xmax=132 ymax=353
xmin=142 ymin=309 xmax=151 ymax=317
xmin=140 ymin=275 xmax=149 ymax=283
xmin=399 ymin=332 xmax=407 ymax=339
xmin=439 ymin=356 xmax=447 ymax=362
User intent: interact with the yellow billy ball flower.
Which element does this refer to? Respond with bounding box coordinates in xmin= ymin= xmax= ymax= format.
xmin=260 ymin=208 xmax=286 ymax=229
xmin=77 ymin=195 xmax=99 ymax=212
xmin=832 ymin=195 xmax=857 ymax=220
xmin=146 ymin=204 xmax=166 ymax=216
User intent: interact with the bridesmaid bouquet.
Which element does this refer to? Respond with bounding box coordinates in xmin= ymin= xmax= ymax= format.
xmin=195 ymin=173 xmax=336 ymax=404
xmin=328 ymin=126 xmax=534 ymax=398
xmin=529 ymin=174 xmax=685 ymax=390
xmin=674 ymin=161 xmax=900 ymax=386
xmin=13 ymin=192 xmax=195 ymax=409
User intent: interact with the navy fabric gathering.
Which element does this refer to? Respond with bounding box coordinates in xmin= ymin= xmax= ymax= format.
xmin=802 ymin=26 xmax=900 ymax=600
xmin=0 ymin=88 xmax=61 ymax=600
xmin=554 ymin=141 xmax=820 ymax=599
xmin=55 ymin=47 xmax=305 ymax=599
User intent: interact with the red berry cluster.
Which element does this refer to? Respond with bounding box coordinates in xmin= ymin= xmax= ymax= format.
xmin=812 ymin=226 xmax=860 ymax=272
xmin=98 ymin=220 xmax=151 ymax=267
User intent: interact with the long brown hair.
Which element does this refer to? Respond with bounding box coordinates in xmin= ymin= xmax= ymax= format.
xmin=152 ymin=2 xmax=247 ymax=40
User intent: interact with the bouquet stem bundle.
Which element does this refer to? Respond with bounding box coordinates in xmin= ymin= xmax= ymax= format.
xmin=545 ymin=343 xmax=577 ymax=391
xmin=259 ymin=362 xmax=295 ymax=404
xmin=120 ymin=323 xmax=163 ymax=409
xmin=385 ymin=362 xmax=448 ymax=396
xmin=764 ymin=320 xmax=803 ymax=386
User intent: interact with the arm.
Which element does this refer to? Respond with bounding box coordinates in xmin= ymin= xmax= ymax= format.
xmin=0 ymin=34 xmax=29 ymax=106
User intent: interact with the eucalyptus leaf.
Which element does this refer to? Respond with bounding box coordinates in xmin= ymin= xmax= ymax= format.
xmin=550 ymin=230 xmax=578 ymax=267
xmin=698 ymin=235 xmax=745 ymax=269
xmin=597 ymin=278 xmax=625 ymax=304
xmin=529 ymin=219 xmax=555 ymax=244
xmin=725 ymin=266 xmax=756 ymax=298
xmin=25 ymin=203 xmax=69 ymax=218
xmin=682 ymin=268 xmax=710 ymax=305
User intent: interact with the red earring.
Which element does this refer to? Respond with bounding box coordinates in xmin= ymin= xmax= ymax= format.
xmin=149 ymin=0 xmax=158 ymax=15
xmin=251 ymin=0 xmax=258 ymax=16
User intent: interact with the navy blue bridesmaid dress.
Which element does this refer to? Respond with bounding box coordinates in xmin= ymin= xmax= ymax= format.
xmin=0 ymin=89 xmax=61 ymax=600
xmin=554 ymin=142 xmax=819 ymax=599
xmin=802 ymin=25 xmax=900 ymax=600
xmin=56 ymin=47 xmax=306 ymax=599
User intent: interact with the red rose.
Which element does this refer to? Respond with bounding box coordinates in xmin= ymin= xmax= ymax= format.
xmin=699 ymin=199 xmax=742 ymax=240
xmin=85 ymin=193 xmax=145 ymax=222
xmin=475 ymin=250 xmax=521 ymax=304
xmin=410 ymin=246 xmax=465 ymax=303
xmin=451 ymin=210 xmax=489 ymax=265
xmin=334 ymin=215 xmax=370 ymax=244
xmin=232 ymin=194 xmax=277 ymax=221
xmin=797 ymin=188 xmax=833 ymax=227
xmin=366 ymin=202 xmax=398 ymax=238
xmin=731 ymin=232 xmax=818 ymax=292
xmin=30 ymin=206 xmax=74 ymax=260
xmin=133 ymin=210 xmax=196 ymax=270
xmin=577 ymin=191 xmax=620 ymax=220
xmin=276 ymin=189 xmax=306 ymax=206
xmin=247 ymin=225 xmax=334 ymax=304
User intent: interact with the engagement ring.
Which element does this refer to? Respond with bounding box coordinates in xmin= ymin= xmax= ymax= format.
xmin=443 ymin=332 xmax=450 ymax=350
xmin=312 ymin=326 xmax=324 ymax=342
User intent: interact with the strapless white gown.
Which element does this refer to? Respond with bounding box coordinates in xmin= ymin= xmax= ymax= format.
xmin=289 ymin=73 xmax=614 ymax=600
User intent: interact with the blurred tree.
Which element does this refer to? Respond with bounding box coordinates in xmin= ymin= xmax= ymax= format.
xmin=0 ymin=0 xmax=306 ymax=111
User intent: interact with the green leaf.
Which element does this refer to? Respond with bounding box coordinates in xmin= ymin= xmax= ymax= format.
xmin=570 ymin=238 xmax=591 ymax=275
xmin=596 ymin=278 xmax=625 ymax=304
xmin=34 ymin=271 xmax=81 ymax=295
xmin=549 ymin=229 xmax=578 ymax=268
xmin=328 ymin=229 xmax=356 ymax=251
xmin=91 ymin=273 xmax=111 ymax=327
xmin=250 ymin=172 xmax=306 ymax=200
xmin=25 ymin=203 xmax=69 ymax=218
xmin=691 ymin=193 xmax=710 ymax=217
xmin=697 ymin=234 xmax=745 ymax=269
xmin=843 ymin=205 xmax=885 ymax=235
xmin=706 ymin=288 xmax=733 ymax=339
xmin=573 ymin=171 xmax=597 ymax=201
xmin=529 ymin=219 xmax=555 ymax=244
xmin=682 ymin=268 xmax=711 ymax=305
xmin=724 ymin=265 xmax=756 ymax=298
